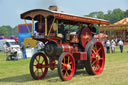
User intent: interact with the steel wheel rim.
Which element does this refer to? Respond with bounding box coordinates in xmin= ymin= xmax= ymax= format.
xmin=33 ymin=53 xmax=48 ymax=79
xmin=91 ymin=42 xmax=105 ymax=74
xmin=61 ymin=54 xmax=75 ymax=80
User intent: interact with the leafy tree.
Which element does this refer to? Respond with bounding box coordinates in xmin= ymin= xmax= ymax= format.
xmin=124 ymin=10 xmax=128 ymax=17
xmin=85 ymin=8 xmax=126 ymax=24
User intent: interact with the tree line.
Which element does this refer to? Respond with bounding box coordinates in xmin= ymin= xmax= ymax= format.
xmin=0 ymin=8 xmax=127 ymax=38
xmin=0 ymin=26 xmax=18 ymax=38
xmin=85 ymin=8 xmax=128 ymax=24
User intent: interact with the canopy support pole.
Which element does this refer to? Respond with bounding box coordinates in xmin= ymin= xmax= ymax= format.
xmin=48 ymin=17 xmax=56 ymax=36
xmin=45 ymin=17 xmax=47 ymax=36
xmin=32 ymin=18 xmax=34 ymax=36
xmin=24 ymin=19 xmax=31 ymax=36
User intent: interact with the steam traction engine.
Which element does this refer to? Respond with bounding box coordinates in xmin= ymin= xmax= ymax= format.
xmin=21 ymin=9 xmax=109 ymax=81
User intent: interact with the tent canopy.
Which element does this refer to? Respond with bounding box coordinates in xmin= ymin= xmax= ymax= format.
xmin=94 ymin=33 xmax=108 ymax=39
xmin=114 ymin=18 xmax=128 ymax=25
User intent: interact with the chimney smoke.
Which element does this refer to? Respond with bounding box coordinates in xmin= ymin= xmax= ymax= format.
xmin=48 ymin=5 xmax=58 ymax=11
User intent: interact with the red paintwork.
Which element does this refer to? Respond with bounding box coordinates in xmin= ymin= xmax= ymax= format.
xmin=90 ymin=41 xmax=105 ymax=74
xmin=61 ymin=53 xmax=75 ymax=80
xmin=73 ymin=52 xmax=87 ymax=61
xmin=62 ymin=43 xmax=79 ymax=53
xmin=54 ymin=12 xmax=110 ymax=25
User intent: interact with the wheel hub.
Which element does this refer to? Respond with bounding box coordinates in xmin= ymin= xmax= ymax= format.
xmin=36 ymin=64 xmax=42 ymax=69
xmin=67 ymin=64 xmax=71 ymax=70
xmin=96 ymin=55 xmax=101 ymax=60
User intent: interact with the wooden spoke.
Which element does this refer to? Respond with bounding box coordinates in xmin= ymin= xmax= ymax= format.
xmin=38 ymin=56 xmax=41 ymax=63
xmin=61 ymin=62 xmax=64 ymax=65
xmin=64 ymin=71 xmax=67 ymax=77
xmin=64 ymin=57 xmax=65 ymax=64
xmin=99 ymin=58 xmax=103 ymax=60
xmin=42 ymin=59 xmax=45 ymax=64
xmin=91 ymin=60 xmax=97 ymax=66
xmin=92 ymin=49 xmax=97 ymax=55
xmin=69 ymin=62 xmax=72 ymax=64
xmin=41 ymin=68 xmax=44 ymax=73
xmin=68 ymin=56 xmax=70 ymax=64
xmin=37 ymin=69 xmax=39 ymax=77
xmin=96 ymin=64 xmax=100 ymax=71
xmin=91 ymin=53 xmax=96 ymax=58
xmin=35 ymin=57 xmax=39 ymax=63
xmin=64 ymin=71 xmax=69 ymax=77
xmin=97 ymin=47 xmax=101 ymax=53
xmin=34 ymin=69 xmax=38 ymax=73
xmin=66 ymin=71 xmax=69 ymax=76
xmin=33 ymin=65 xmax=36 ymax=67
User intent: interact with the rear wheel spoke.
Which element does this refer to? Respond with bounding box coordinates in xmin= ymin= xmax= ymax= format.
xmin=91 ymin=60 xmax=97 ymax=66
xmin=92 ymin=49 xmax=97 ymax=55
xmin=97 ymin=47 xmax=101 ymax=53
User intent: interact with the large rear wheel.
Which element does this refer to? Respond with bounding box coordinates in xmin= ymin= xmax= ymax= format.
xmin=58 ymin=52 xmax=75 ymax=81
xmin=85 ymin=41 xmax=105 ymax=75
xmin=30 ymin=53 xmax=48 ymax=80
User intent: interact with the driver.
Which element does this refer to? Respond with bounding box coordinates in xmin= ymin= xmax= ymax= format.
xmin=88 ymin=24 xmax=96 ymax=39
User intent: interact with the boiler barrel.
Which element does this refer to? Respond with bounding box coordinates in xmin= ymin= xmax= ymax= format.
xmin=44 ymin=43 xmax=79 ymax=57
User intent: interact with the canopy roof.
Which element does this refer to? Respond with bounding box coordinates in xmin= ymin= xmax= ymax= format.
xmin=21 ymin=9 xmax=109 ymax=25
xmin=114 ymin=18 xmax=128 ymax=25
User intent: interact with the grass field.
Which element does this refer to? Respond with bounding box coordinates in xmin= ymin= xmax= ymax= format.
xmin=0 ymin=46 xmax=128 ymax=85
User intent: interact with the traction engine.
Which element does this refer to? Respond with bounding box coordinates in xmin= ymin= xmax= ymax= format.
xmin=20 ymin=9 xmax=109 ymax=81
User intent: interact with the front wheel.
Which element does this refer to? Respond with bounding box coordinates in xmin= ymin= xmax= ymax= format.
xmin=30 ymin=53 xmax=48 ymax=80
xmin=58 ymin=52 xmax=75 ymax=81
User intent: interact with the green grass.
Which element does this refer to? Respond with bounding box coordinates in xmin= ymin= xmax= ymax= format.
xmin=0 ymin=46 xmax=128 ymax=85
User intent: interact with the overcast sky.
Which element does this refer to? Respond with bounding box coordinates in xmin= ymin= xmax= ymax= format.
xmin=0 ymin=0 xmax=128 ymax=27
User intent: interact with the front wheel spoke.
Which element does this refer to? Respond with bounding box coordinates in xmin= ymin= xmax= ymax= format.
xmin=33 ymin=65 xmax=36 ymax=67
xmin=66 ymin=71 xmax=69 ymax=76
xmin=35 ymin=57 xmax=39 ymax=63
xmin=61 ymin=69 xmax=64 ymax=72
xmin=34 ymin=69 xmax=38 ymax=73
xmin=69 ymin=69 xmax=72 ymax=71
xmin=69 ymin=62 xmax=72 ymax=64
xmin=68 ymin=56 xmax=70 ymax=64
xmin=64 ymin=70 xmax=67 ymax=77
xmin=34 ymin=69 xmax=39 ymax=76
xmin=64 ymin=70 xmax=69 ymax=77
xmin=42 ymin=59 xmax=45 ymax=64
xmin=38 ymin=56 xmax=41 ymax=62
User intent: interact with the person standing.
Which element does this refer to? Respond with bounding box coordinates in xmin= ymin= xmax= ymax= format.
xmin=88 ymin=24 xmax=96 ymax=40
xmin=21 ymin=42 xmax=27 ymax=59
xmin=118 ymin=39 xmax=123 ymax=53
xmin=111 ymin=41 xmax=116 ymax=53
xmin=106 ymin=40 xmax=110 ymax=53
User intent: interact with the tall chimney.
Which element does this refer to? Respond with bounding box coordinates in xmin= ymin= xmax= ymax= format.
xmin=48 ymin=5 xmax=58 ymax=11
